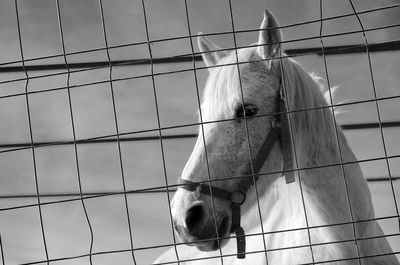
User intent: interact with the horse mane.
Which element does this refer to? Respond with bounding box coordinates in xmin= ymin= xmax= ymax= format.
xmin=279 ymin=57 xmax=341 ymax=165
xmin=200 ymin=49 xmax=254 ymax=122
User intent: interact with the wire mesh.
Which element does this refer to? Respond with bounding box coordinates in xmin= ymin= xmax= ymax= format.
xmin=0 ymin=0 xmax=399 ymax=264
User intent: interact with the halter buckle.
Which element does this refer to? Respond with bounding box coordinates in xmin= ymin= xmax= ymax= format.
xmin=271 ymin=118 xmax=281 ymax=130
xmin=231 ymin=190 xmax=246 ymax=205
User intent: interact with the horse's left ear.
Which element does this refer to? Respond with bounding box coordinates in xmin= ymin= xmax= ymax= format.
xmin=257 ymin=10 xmax=283 ymax=69
xmin=197 ymin=33 xmax=229 ymax=71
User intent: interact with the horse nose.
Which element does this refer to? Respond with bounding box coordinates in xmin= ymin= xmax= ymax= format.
xmin=185 ymin=203 xmax=208 ymax=235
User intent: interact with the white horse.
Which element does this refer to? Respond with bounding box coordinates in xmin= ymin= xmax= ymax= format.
xmin=154 ymin=10 xmax=399 ymax=265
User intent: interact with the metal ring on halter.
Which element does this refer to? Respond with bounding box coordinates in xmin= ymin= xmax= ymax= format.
xmin=231 ymin=190 xmax=246 ymax=205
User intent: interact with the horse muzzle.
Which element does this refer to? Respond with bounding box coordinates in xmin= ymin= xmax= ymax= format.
xmin=172 ymin=200 xmax=231 ymax=251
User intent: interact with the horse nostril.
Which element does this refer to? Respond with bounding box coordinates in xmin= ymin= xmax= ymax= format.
xmin=185 ymin=204 xmax=207 ymax=235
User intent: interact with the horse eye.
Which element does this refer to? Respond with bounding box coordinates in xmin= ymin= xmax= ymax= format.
xmin=235 ymin=104 xmax=258 ymax=119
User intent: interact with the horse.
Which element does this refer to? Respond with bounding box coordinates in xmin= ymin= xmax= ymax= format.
xmin=153 ymin=10 xmax=399 ymax=265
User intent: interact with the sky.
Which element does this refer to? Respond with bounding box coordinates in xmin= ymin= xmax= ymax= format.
xmin=0 ymin=0 xmax=399 ymax=264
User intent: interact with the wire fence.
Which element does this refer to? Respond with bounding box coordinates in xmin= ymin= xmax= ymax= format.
xmin=0 ymin=0 xmax=399 ymax=265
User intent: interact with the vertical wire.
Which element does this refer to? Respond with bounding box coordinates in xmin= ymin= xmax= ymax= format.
xmin=181 ymin=1 xmax=224 ymax=264
xmin=226 ymin=1 xmax=269 ymax=262
xmin=348 ymin=0 xmax=400 ymax=231
xmin=318 ymin=1 xmax=362 ymax=263
xmin=0 ymin=234 xmax=5 ymax=265
xmin=13 ymin=1 xmax=50 ymax=264
xmin=139 ymin=0 xmax=181 ymax=263
xmin=54 ymin=1 xmax=94 ymax=264
xmin=97 ymin=1 xmax=137 ymax=263
xmin=277 ymin=52 xmax=316 ymax=264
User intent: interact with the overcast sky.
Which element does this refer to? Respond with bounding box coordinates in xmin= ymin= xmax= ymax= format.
xmin=0 ymin=0 xmax=399 ymax=264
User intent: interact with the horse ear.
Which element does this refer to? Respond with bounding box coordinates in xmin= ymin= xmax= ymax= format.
xmin=257 ymin=10 xmax=283 ymax=69
xmin=197 ymin=33 xmax=228 ymax=70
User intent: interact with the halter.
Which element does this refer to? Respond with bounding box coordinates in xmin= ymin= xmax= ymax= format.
xmin=178 ymin=82 xmax=295 ymax=259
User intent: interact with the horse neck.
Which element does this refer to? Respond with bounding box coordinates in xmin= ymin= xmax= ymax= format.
xmin=243 ymin=59 xmax=375 ymax=251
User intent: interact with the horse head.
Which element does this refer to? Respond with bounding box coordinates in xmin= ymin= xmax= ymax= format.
xmin=171 ymin=10 xmax=285 ymax=252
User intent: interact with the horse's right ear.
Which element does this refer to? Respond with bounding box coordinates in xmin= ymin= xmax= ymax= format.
xmin=197 ymin=33 xmax=228 ymax=71
xmin=257 ymin=10 xmax=283 ymax=69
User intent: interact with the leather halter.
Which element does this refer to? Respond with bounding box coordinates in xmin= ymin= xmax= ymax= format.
xmin=178 ymin=83 xmax=295 ymax=259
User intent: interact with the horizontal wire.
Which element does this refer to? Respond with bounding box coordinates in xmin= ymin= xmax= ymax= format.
xmin=0 ymin=22 xmax=399 ymax=90
xmin=0 ymin=133 xmax=198 ymax=149
xmin=0 ymin=173 xmax=398 ymax=200
xmin=286 ymin=39 xmax=400 ymax=56
xmin=18 ymin=223 xmax=400 ymax=265
xmin=0 ymin=92 xmax=400 ymax=154
xmin=153 ymin=231 xmax=400 ymax=265
xmin=0 ymin=2 xmax=398 ymax=70
xmin=0 ymin=120 xmax=398 ymax=150
xmin=1 ymin=152 xmax=399 ymax=209
xmin=0 ymin=92 xmax=399 ymax=157
xmin=0 ymin=56 xmax=195 ymax=73
xmin=154 ymin=250 xmax=400 ymax=265
xmin=0 ymin=189 xmax=178 ymax=199
xmin=0 ymin=36 xmax=400 ymax=105
xmin=0 ymin=27 xmax=399 ymax=96
xmin=0 ymin=39 xmax=399 ymax=73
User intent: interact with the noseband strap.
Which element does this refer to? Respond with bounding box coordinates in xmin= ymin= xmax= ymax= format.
xmin=178 ymin=178 xmax=247 ymax=258
xmin=178 ymin=85 xmax=295 ymax=259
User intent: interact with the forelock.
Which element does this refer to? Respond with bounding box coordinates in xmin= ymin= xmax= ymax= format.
xmin=200 ymin=48 xmax=261 ymax=121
